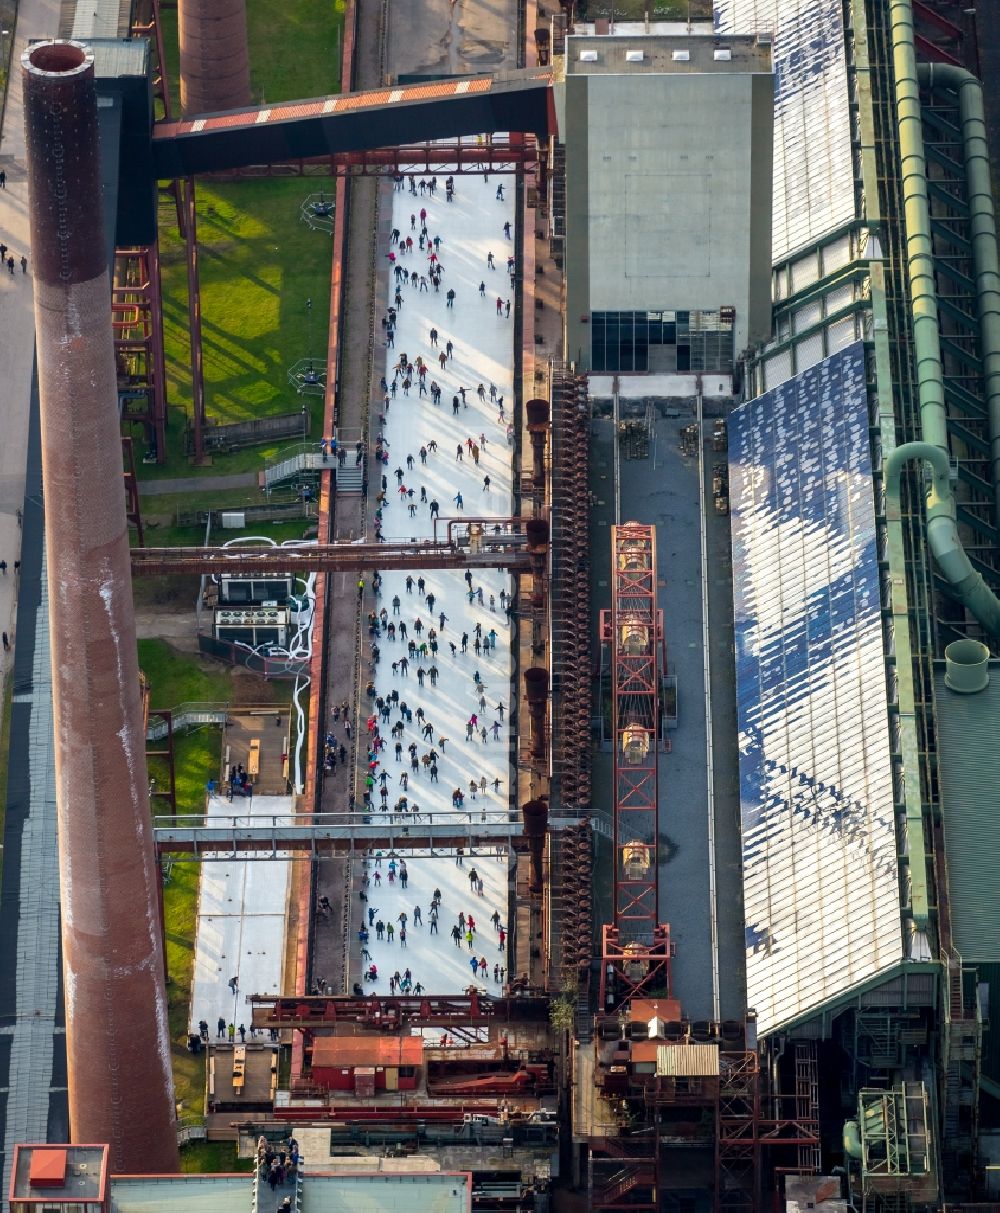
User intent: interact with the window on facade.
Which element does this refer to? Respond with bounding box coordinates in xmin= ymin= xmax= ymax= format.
xmin=591 ymin=310 xmax=734 ymax=373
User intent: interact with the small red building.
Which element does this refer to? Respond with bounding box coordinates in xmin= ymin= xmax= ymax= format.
xmin=311 ymin=1036 xmax=423 ymax=1093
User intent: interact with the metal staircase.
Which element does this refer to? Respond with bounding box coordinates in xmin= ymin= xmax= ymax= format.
xmin=263 ymin=446 xmax=328 ymax=489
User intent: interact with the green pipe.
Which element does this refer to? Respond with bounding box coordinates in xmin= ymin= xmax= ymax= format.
xmin=884 ymin=0 xmax=1000 ymax=637
xmin=919 ymin=62 xmax=1000 ymax=530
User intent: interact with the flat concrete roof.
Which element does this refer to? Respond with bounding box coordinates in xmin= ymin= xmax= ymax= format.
xmin=109 ymin=1170 xmax=471 ymax=1213
xmin=566 ymin=31 xmax=771 ymax=75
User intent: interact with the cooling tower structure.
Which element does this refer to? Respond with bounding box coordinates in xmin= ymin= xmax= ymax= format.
xmin=22 ymin=40 xmax=179 ymax=1174
xmin=178 ymin=0 xmax=252 ymax=118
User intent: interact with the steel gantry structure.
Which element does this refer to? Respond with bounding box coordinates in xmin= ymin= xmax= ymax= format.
xmin=598 ymin=523 xmax=671 ymax=1011
xmin=130 ymin=518 xmax=548 ymax=577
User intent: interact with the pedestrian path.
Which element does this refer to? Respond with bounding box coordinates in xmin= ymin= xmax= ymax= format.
xmin=139 ymin=470 xmax=259 ymax=495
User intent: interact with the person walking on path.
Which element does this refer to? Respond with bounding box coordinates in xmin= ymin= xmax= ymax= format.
xmin=0 ymin=170 xmax=6 ymax=188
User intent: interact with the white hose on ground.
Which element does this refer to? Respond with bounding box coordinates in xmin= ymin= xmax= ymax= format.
xmin=220 ymin=536 xmax=318 ymax=793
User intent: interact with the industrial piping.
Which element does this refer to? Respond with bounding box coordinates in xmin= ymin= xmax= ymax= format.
xmin=919 ymin=62 xmax=1000 ymax=532
xmin=22 ymin=41 xmax=179 ymax=1172
xmin=884 ymin=0 xmax=1000 ymax=638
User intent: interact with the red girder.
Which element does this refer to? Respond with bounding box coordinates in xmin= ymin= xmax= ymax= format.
xmin=597 ymin=523 xmax=670 ymax=1010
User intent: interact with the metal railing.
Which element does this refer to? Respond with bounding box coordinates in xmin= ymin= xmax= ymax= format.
xmin=153 ymin=807 xmax=595 ymax=858
xmin=146 ymin=701 xmax=230 ymax=740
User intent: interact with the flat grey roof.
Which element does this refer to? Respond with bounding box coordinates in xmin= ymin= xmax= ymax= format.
xmin=109 ymin=1171 xmax=470 ymax=1213
xmin=933 ymin=661 xmax=1000 ymax=963
xmin=566 ymin=32 xmax=771 ymax=74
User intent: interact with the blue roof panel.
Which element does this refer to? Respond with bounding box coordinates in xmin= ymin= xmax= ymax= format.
xmin=729 ymin=342 xmax=903 ymax=1034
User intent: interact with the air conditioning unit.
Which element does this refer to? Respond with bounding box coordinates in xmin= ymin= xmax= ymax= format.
xmin=625 ymin=50 xmax=643 ymax=62
xmin=714 ymin=48 xmax=732 ymax=60
xmin=579 ymin=49 xmax=598 ymax=61
xmin=671 ymin=49 xmax=690 ymax=61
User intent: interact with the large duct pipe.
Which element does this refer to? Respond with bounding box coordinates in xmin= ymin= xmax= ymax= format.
xmin=884 ymin=0 xmax=1000 ymax=637
xmin=520 ymin=798 xmax=549 ymax=895
xmin=23 ymin=42 xmax=179 ymax=1172
xmin=525 ymin=399 xmax=550 ymax=494
xmin=919 ymin=63 xmax=1000 ymax=530
xmin=524 ymin=667 xmax=549 ymax=763
xmin=178 ymin=0 xmax=251 ymax=119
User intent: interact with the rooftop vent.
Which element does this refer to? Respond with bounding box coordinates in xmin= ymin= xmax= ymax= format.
xmin=671 ymin=49 xmax=690 ymax=61
xmin=714 ymin=48 xmax=732 ymax=60
xmin=625 ymin=50 xmax=643 ymax=62
xmin=579 ymin=49 xmax=599 ymax=61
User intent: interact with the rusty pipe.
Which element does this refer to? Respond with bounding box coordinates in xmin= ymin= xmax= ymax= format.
xmin=524 ymin=667 xmax=549 ymax=763
xmin=525 ymin=398 xmax=550 ymax=494
xmin=23 ymin=41 xmax=179 ymax=1173
xmin=521 ymin=798 xmax=549 ymax=895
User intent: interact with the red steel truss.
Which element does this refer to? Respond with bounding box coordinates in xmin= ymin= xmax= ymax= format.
xmin=598 ymin=523 xmax=669 ymax=1011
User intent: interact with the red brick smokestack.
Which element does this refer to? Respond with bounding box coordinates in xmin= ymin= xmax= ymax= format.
xmin=23 ymin=41 xmax=179 ymax=1173
xmin=178 ymin=0 xmax=252 ymax=118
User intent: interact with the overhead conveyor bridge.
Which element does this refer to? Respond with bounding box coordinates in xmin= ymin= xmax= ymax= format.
xmin=151 ymin=70 xmax=557 ymax=178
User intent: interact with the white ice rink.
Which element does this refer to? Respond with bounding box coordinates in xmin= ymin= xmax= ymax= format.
xmin=348 ymin=163 xmax=519 ymax=996
xmin=189 ymin=794 xmax=292 ymax=1036
xmin=350 ymin=848 xmax=512 ymax=997
xmin=370 ymin=166 xmax=515 ymax=812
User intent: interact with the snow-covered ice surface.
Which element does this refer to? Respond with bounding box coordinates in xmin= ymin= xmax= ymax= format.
xmin=189 ymin=794 xmax=292 ymax=1035
xmin=351 ymin=848 xmax=512 ymax=997
xmin=350 ymin=164 xmax=518 ymax=995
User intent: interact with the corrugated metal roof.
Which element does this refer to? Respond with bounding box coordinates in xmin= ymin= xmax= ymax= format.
xmin=729 ymin=342 xmax=903 ymax=1036
xmin=933 ymin=664 xmax=1000 ymax=962
xmin=714 ymin=0 xmax=856 ymax=264
xmin=656 ymin=1044 xmax=720 ymax=1076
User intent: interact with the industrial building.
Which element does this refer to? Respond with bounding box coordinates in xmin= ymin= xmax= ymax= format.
xmin=4 ymin=0 xmax=1000 ymax=1209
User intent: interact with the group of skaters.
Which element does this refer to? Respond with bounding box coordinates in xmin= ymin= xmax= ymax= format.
xmin=326 ymin=165 xmax=517 ymax=997
xmin=353 ymin=852 xmax=508 ymax=993
xmin=341 ymin=565 xmax=511 ymax=815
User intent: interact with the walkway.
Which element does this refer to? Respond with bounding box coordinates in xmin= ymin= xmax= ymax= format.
xmin=139 ymin=471 xmax=259 ymax=495
xmin=0 ymin=0 xmax=70 ymax=1197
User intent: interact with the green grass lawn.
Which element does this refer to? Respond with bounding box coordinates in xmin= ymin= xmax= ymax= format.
xmin=159 ymin=0 xmax=344 ymax=118
xmin=145 ymin=0 xmax=346 ymax=480
xmin=148 ymin=180 xmax=333 ymax=480
xmin=140 ymin=638 xmax=235 ymax=706
xmin=179 ymin=1141 xmax=256 ymax=1174
xmin=163 ymin=852 xmax=204 ymax=1120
